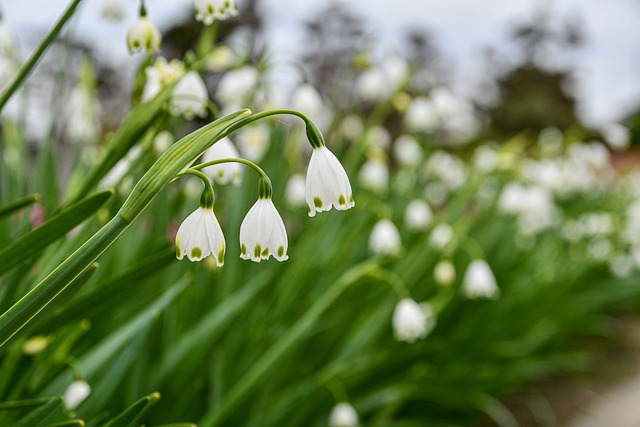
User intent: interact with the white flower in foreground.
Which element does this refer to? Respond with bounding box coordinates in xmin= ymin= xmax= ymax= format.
xmin=202 ymin=138 xmax=242 ymax=185
xmin=306 ymin=146 xmax=354 ymax=217
xmin=404 ymin=199 xmax=432 ymax=231
xmin=63 ymin=380 xmax=91 ymax=411
xmin=126 ymin=16 xmax=162 ymax=54
xmin=240 ymin=198 xmax=288 ymax=262
xmin=369 ymin=219 xmax=401 ymax=256
xmin=329 ymin=402 xmax=358 ymax=427
xmin=170 ymin=71 xmax=209 ymax=119
xmin=462 ymin=260 xmax=499 ymax=299
xmin=195 ymin=0 xmax=238 ymax=25
xmin=101 ymin=0 xmax=126 ymax=22
xmin=176 ymin=207 xmax=225 ymax=265
xmin=393 ymin=299 xmax=435 ymax=343
xmin=434 ymin=260 xmax=456 ymax=287
xmin=285 ymin=173 xmax=307 ymax=208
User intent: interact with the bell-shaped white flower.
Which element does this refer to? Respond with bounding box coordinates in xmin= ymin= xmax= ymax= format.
xmin=170 ymin=71 xmax=209 ymax=119
xmin=392 ymin=299 xmax=435 ymax=343
xmin=101 ymin=0 xmax=126 ymax=22
xmin=236 ymin=123 xmax=270 ymax=162
xmin=462 ymin=260 xmax=499 ymax=299
xmin=195 ymin=0 xmax=238 ymax=25
xmin=404 ymin=199 xmax=433 ymax=231
xmin=202 ymin=138 xmax=242 ymax=185
xmin=369 ymin=219 xmax=401 ymax=256
xmin=329 ymin=402 xmax=358 ymax=427
xmin=429 ymin=223 xmax=454 ymax=249
xmin=126 ymin=16 xmax=162 ymax=54
xmin=285 ymin=173 xmax=307 ymax=208
xmin=393 ymin=135 xmax=422 ymax=167
xmin=358 ymin=156 xmax=388 ymax=193
xmin=306 ymin=146 xmax=354 ymax=217
xmin=216 ymin=66 xmax=259 ymax=107
xmin=142 ymin=57 xmax=186 ymax=102
xmin=176 ymin=207 xmax=226 ymax=265
xmin=63 ymin=380 xmax=91 ymax=411
xmin=240 ymin=197 xmax=288 ymax=262
xmin=434 ymin=260 xmax=456 ymax=287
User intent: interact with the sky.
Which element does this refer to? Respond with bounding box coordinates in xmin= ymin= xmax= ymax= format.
xmin=3 ymin=0 xmax=640 ymax=126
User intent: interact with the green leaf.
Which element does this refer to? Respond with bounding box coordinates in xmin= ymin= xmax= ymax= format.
xmin=0 ymin=190 xmax=113 ymax=277
xmin=0 ymin=397 xmax=55 ymax=410
xmin=0 ymin=194 xmax=40 ymax=219
xmin=14 ymin=396 xmax=62 ymax=427
xmin=43 ymin=421 xmax=85 ymax=427
xmin=99 ymin=392 xmax=160 ymax=427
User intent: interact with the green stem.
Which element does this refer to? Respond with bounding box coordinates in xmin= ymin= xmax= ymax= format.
xmin=189 ymin=158 xmax=272 ymax=199
xmin=0 ymin=0 xmax=84 ymax=113
xmin=180 ymin=169 xmax=214 ymax=209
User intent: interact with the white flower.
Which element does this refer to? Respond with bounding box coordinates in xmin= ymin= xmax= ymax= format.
xmin=205 ymin=45 xmax=237 ymax=72
xmin=429 ymin=223 xmax=454 ymax=249
xmin=63 ymin=380 xmax=91 ymax=411
xmin=170 ymin=71 xmax=209 ymax=119
xmin=153 ymin=131 xmax=173 ymax=156
xmin=126 ymin=16 xmax=162 ymax=54
xmin=22 ymin=335 xmax=51 ymax=356
xmin=462 ymin=260 xmax=499 ymax=299
xmin=392 ymin=299 xmax=435 ymax=343
xmin=176 ymin=207 xmax=225 ymax=265
xmin=356 ymin=68 xmax=391 ymax=102
xmin=424 ymin=150 xmax=467 ymax=190
xmin=101 ymin=0 xmax=126 ymax=22
xmin=216 ymin=66 xmax=259 ymax=107
xmin=364 ymin=126 xmax=391 ymax=150
xmin=404 ymin=199 xmax=432 ymax=231
xmin=240 ymin=198 xmax=288 ymax=262
xmin=369 ymin=219 xmax=401 ymax=256
xmin=195 ymin=0 xmax=238 ymax=25
xmin=405 ymin=97 xmax=437 ymax=133
xmin=600 ymin=122 xmax=629 ymax=151
xmin=290 ymin=84 xmax=329 ymax=129
xmin=329 ymin=402 xmax=358 ymax=427
xmin=142 ymin=57 xmax=186 ymax=102
xmin=306 ymin=146 xmax=354 ymax=217
xmin=393 ymin=135 xmax=422 ymax=167
xmin=285 ymin=173 xmax=307 ymax=208
xmin=236 ymin=123 xmax=270 ymax=162
xmin=0 ymin=21 xmax=15 ymax=55
xmin=434 ymin=260 xmax=455 ymax=287
xmin=202 ymin=138 xmax=242 ymax=185
xmin=358 ymin=157 xmax=388 ymax=193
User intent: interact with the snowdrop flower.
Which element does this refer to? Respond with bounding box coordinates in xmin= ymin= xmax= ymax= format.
xmin=101 ymin=0 xmax=126 ymax=22
xmin=429 ymin=223 xmax=454 ymax=249
xmin=285 ymin=174 xmax=307 ymax=208
xmin=340 ymin=114 xmax=364 ymax=140
xmin=356 ymin=68 xmax=391 ymax=102
xmin=306 ymin=146 xmax=354 ymax=217
xmin=22 ymin=335 xmax=51 ymax=356
xmin=63 ymin=380 xmax=91 ymax=411
xmin=424 ymin=151 xmax=467 ymax=190
xmin=240 ymin=196 xmax=288 ymax=262
xmin=404 ymin=199 xmax=432 ymax=231
xmin=434 ymin=260 xmax=455 ymax=287
xmin=329 ymin=402 xmax=358 ymax=427
xmin=176 ymin=206 xmax=225 ymax=265
xmin=65 ymin=85 xmax=101 ymax=144
xmin=381 ymin=54 xmax=409 ymax=88
xmin=392 ymin=299 xmax=435 ymax=343
xmin=358 ymin=156 xmax=388 ymax=193
xmin=290 ymin=84 xmax=328 ymax=129
xmin=216 ymin=66 xmax=259 ymax=107
xmin=170 ymin=71 xmax=209 ymax=119
xmin=142 ymin=57 xmax=185 ymax=102
xmin=205 ymin=45 xmax=236 ymax=72
xmin=369 ymin=219 xmax=401 ymax=256
xmin=600 ymin=122 xmax=630 ymax=151
xmin=126 ymin=14 xmax=162 ymax=54
xmin=587 ymin=238 xmax=612 ymax=262
xmin=405 ymin=96 xmax=437 ymax=133
xmin=195 ymin=0 xmax=238 ymax=25
xmin=609 ymin=253 xmax=634 ymax=278
xmin=364 ymin=126 xmax=391 ymax=150
xmin=393 ymin=135 xmax=422 ymax=167
xmin=153 ymin=131 xmax=173 ymax=156
xmin=202 ymin=138 xmax=242 ymax=185
xmin=473 ymin=145 xmax=499 ymax=174
xmin=462 ymin=260 xmax=499 ymax=299
xmin=236 ymin=123 xmax=270 ymax=162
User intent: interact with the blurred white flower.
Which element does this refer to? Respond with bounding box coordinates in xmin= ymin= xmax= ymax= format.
xmin=0 ymin=20 xmax=15 ymax=55
xmin=205 ymin=45 xmax=236 ymax=72
xmin=587 ymin=238 xmax=613 ymax=262
xmin=340 ymin=114 xmax=364 ymax=140
xmin=195 ymin=0 xmax=238 ymax=25
xmin=65 ymin=85 xmax=101 ymax=144
xmin=393 ymin=135 xmax=422 ymax=167
xmin=462 ymin=260 xmax=499 ymax=299
xmin=359 ymin=156 xmax=388 ymax=193
xmin=498 ymin=183 xmax=556 ymax=235
xmin=100 ymin=0 xmax=126 ymax=22
xmin=381 ymin=54 xmax=409 ymax=89
xmin=429 ymin=223 xmax=454 ymax=249
xmin=126 ymin=16 xmax=161 ymax=54
xmin=404 ymin=96 xmax=437 ymax=133
xmin=329 ymin=402 xmax=358 ymax=427
xmin=285 ymin=173 xmax=307 ymax=208
xmin=369 ymin=219 xmax=401 ymax=256
xmin=355 ymin=68 xmax=391 ymax=102
xmin=392 ymin=299 xmax=435 ymax=343
xmin=202 ymin=138 xmax=242 ymax=185
xmin=216 ymin=66 xmax=259 ymax=107
xmin=364 ymin=126 xmax=391 ymax=150
xmin=473 ymin=145 xmax=499 ymax=174
xmin=142 ymin=57 xmax=185 ymax=102
xmin=404 ymin=199 xmax=432 ymax=231
xmin=579 ymin=212 xmax=614 ymax=237
xmin=22 ymin=335 xmax=51 ymax=356
xmin=63 ymin=380 xmax=91 ymax=411
xmin=306 ymin=146 xmax=354 ymax=217
xmin=434 ymin=260 xmax=456 ymax=287
xmin=176 ymin=207 xmax=225 ymax=265
xmin=240 ymin=198 xmax=288 ymax=262
xmin=600 ymin=122 xmax=630 ymax=151
xmin=424 ymin=151 xmax=467 ymax=190
xmin=236 ymin=123 xmax=270 ymax=162
xmin=153 ymin=131 xmax=173 ymax=156
xmin=290 ymin=84 xmax=328 ymax=129
xmin=170 ymin=71 xmax=209 ymax=119
xmin=609 ymin=253 xmax=634 ymax=278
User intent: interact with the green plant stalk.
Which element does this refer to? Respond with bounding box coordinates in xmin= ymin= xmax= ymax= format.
xmin=0 ymin=109 xmax=251 ymax=347
xmin=0 ymin=194 xmax=39 ymax=218
xmin=199 ymin=261 xmax=379 ymax=427
xmin=0 ymin=0 xmax=84 ymax=113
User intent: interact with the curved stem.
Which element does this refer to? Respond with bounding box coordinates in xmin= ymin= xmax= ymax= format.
xmin=0 ymin=0 xmax=84 ymax=113
xmin=368 ymin=268 xmax=410 ymax=299
xmin=180 ymin=169 xmax=214 ymax=208
xmin=189 ymin=158 xmax=272 ymax=199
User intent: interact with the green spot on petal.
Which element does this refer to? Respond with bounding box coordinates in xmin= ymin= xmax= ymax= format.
xmin=349 ymin=194 xmax=354 ymax=203
xmin=261 ymin=248 xmax=269 ymax=257
xmin=217 ymin=248 xmax=225 ymax=265
xmin=338 ymin=194 xmax=346 ymax=206
xmin=191 ymin=247 xmax=202 ymax=259
xmin=278 ymin=246 xmax=284 ymax=258
xmin=241 ymin=243 xmax=246 ymax=255
xmin=314 ymin=197 xmax=323 ymax=208
xmin=254 ymin=244 xmax=261 ymax=259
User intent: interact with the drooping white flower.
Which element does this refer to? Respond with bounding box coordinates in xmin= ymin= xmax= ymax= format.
xmin=462 ymin=260 xmax=499 ymax=299
xmin=306 ymin=146 xmax=354 ymax=217
xmin=240 ymin=198 xmax=288 ymax=262
xmin=404 ymin=199 xmax=432 ymax=231
xmin=358 ymin=156 xmax=388 ymax=193
xmin=290 ymin=83 xmax=329 ymax=129
xmin=393 ymin=135 xmax=422 ymax=167
xmin=195 ymin=0 xmax=238 ymax=25
xmin=369 ymin=219 xmax=401 ymax=256
xmin=202 ymin=138 xmax=242 ymax=185
xmin=63 ymin=380 xmax=91 ymax=411
xmin=392 ymin=299 xmax=435 ymax=343
xmin=429 ymin=223 xmax=454 ymax=249
xmin=126 ymin=16 xmax=162 ymax=54
xmin=434 ymin=260 xmax=455 ymax=287
xmin=101 ymin=0 xmax=126 ymax=22
xmin=216 ymin=66 xmax=259 ymax=107
xmin=235 ymin=123 xmax=270 ymax=162
xmin=329 ymin=402 xmax=358 ymax=427
xmin=285 ymin=173 xmax=307 ymax=208
xmin=175 ymin=207 xmax=226 ymax=265
xmin=170 ymin=71 xmax=209 ymax=119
